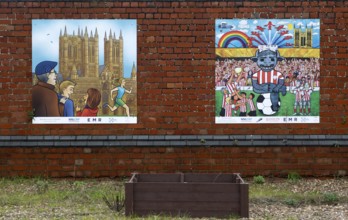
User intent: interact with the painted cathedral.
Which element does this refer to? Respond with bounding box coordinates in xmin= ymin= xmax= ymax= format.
xmin=58 ymin=26 xmax=137 ymax=116
xmin=294 ymin=24 xmax=313 ymax=48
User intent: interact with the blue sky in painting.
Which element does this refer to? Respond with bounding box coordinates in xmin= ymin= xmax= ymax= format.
xmin=215 ymin=19 xmax=320 ymax=49
xmin=32 ymin=19 xmax=137 ymax=78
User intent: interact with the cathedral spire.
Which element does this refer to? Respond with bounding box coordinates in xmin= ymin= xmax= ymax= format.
xmin=84 ymin=26 xmax=88 ymax=37
xmin=104 ymin=31 xmax=107 ymax=40
xmin=78 ymin=27 xmax=80 ymax=36
xmin=131 ymin=62 xmax=136 ymax=79
xmin=64 ymin=26 xmax=67 ymax=36
xmin=95 ymin=28 xmax=98 ymax=38
xmin=119 ymin=30 xmax=123 ymax=40
xmin=109 ymin=29 xmax=112 ymax=38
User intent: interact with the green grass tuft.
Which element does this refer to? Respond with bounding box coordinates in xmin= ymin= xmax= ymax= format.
xmin=253 ymin=175 xmax=266 ymax=184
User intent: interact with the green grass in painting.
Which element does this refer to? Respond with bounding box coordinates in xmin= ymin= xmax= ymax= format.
xmin=215 ymin=90 xmax=320 ymax=117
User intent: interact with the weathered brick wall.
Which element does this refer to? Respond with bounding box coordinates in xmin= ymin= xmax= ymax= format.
xmin=1 ymin=145 xmax=347 ymax=178
xmin=0 ymin=1 xmax=347 ymax=177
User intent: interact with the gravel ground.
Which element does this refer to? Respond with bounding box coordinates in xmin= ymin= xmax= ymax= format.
xmin=249 ymin=203 xmax=348 ymax=220
xmin=0 ymin=178 xmax=347 ymax=220
xmin=247 ymin=178 xmax=348 ymax=220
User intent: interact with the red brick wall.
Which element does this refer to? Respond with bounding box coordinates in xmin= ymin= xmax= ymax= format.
xmin=0 ymin=1 xmax=348 ymax=177
xmin=1 ymin=146 xmax=347 ymax=178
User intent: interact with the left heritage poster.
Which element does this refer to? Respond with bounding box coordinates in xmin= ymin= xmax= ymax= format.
xmin=32 ymin=19 xmax=137 ymax=124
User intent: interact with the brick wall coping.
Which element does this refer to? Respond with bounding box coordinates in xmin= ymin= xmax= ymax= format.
xmin=0 ymin=135 xmax=347 ymax=147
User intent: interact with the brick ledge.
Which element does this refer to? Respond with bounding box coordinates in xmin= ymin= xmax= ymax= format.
xmin=0 ymin=135 xmax=347 ymax=147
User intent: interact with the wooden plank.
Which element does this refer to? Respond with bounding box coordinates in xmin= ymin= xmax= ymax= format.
xmin=184 ymin=173 xmax=237 ymax=183
xmin=137 ymin=173 xmax=181 ymax=182
xmin=134 ymin=183 xmax=240 ymax=193
xmin=133 ymin=210 xmax=236 ymax=218
xmin=134 ymin=191 xmax=239 ymax=202
xmin=134 ymin=201 xmax=240 ymax=212
xmin=239 ymin=183 xmax=249 ymax=218
xmin=124 ymin=183 xmax=134 ymax=216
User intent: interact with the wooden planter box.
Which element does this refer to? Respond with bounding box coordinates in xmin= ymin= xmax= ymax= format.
xmin=125 ymin=173 xmax=249 ymax=218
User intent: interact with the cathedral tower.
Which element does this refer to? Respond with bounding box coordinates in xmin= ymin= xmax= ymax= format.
xmin=104 ymin=30 xmax=123 ymax=80
xmin=59 ymin=26 xmax=99 ymax=79
xmin=294 ymin=24 xmax=313 ymax=48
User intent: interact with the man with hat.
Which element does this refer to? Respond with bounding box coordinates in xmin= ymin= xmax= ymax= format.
xmin=32 ymin=61 xmax=61 ymax=117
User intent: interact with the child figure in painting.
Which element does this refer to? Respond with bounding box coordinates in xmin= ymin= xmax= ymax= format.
xmin=76 ymin=88 xmax=101 ymax=117
xmin=302 ymin=82 xmax=313 ymax=115
xmin=231 ymin=94 xmax=241 ymax=116
xmin=58 ymin=80 xmax=76 ymax=117
xmin=291 ymin=80 xmax=304 ymax=116
xmin=103 ymin=78 xmax=132 ymax=117
xmin=247 ymin=93 xmax=257 ymax=116
xmin=221 ymin=88 xmax=232 ymax=117
xmin=237 ymin=92 xmax=247 ymax=116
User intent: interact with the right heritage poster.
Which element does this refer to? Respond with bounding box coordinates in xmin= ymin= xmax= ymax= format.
xmin=215 ymin=19 xmax=320 ymax=124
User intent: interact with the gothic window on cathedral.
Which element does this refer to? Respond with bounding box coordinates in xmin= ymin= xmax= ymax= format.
xmin=68 ymin=45 xmax=72 ymax=58
xmin=113 ymin=47 xmax=116 ymax=63
xmin=116 ymin=47 xmax=120 ymax=58
xmin=75 ymin=47 xmax=78 ymax=59
xmin=89 ymin=46 xmax=92 ymax=62
xmin=301 ymin=37 xmax=306 ymax=47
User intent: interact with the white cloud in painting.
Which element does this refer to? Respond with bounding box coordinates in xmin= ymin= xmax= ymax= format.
xmin=307 ymin=21 xmax=320 ymax=27
xmin=238 ymin=20 xmax=249 ymax=29
xmin=295 ymin=22 xmax=304 ymax=27
xmin=276 ymin=21 xmax=289 ymax=25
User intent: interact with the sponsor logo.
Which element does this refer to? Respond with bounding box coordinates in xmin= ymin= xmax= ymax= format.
xmin=301 ymin=117 xmax=310 ymax=122
xmin=68 ymin=118 xmax=80 ymax=122
xmin=241 ymin=117 xmax=253 ymax=122
xmin=87 ymin=118 xmax=98 ymax=123
xmin=108 ymin=118 xmax=118 ymax=123
xmin=265 ymin=118 xmax=280 ymax=122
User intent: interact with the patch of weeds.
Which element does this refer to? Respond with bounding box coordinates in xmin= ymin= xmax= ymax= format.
xmin=322 ymin=192 xmax=339 ymax=204
xmin=72 ymin=181 xmax=87 ymax=190
xmin=102 ymin=185 xmax=125 ymax=212
xmin=35 ymin=179 xmax=49 ymax=194
xmin=284 ymin=198 xmax=300 ymax=207
xmin=253 ymin=175 xmax=265 ymax=184
xmin=287 ymin=172 xmax=301 ymax=182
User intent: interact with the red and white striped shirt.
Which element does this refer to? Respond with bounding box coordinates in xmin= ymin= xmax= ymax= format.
xmin=293 ymin=88 xmax=303 ymax=102
xmin=239 ymin=98 xmax=247 ymax=113
xmin=302 ymin=89 xmax=312 ymax=101
xmin=225 ymin=103 xmax=232 ymax=117
xmin=247 ymin=99 xmax=256 ymax=111
xmin=252 ymin=70 xmax=284 ymax=84
xmin=227 ymin=82 xmax=237 ymax=95
xmin=222 ymin=94 xmax=229 ymax=108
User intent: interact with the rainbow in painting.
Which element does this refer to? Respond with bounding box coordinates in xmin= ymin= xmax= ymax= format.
xmin=217 ymin=30 xmax=252 ymax=48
